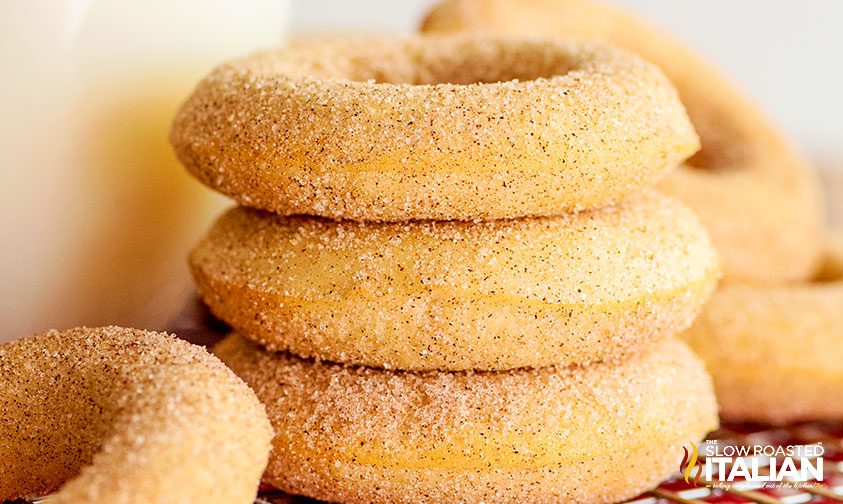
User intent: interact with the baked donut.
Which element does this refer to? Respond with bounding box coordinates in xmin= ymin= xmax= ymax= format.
xmin=191 ymin=191 xmax=719 ymax=371
xmin=215 ymin=334 xmax=718 ymax=504
xmin=0 ymin=326 xmax=272 ymax=503
xmin=170 ymin=35 xmax=699 ymax=221
xmin=682 ymin=232 xmax=843 ymax=425
xmin=422 ymin=0 xmax=824 ymax=281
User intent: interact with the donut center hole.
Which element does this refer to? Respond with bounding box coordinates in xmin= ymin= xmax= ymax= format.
xmin=812 ymin=258 xmax=843 ymax=283
xmin=304 ymin=39 xmax=578 ymax=85
xmin=686 ymin=139 xmax=746 ymax=171
xmin=683 ymin=101 xmax=748 ymax=171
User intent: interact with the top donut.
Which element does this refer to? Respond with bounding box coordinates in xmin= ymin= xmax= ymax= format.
xmin=171 ymin=35 xmax=698 ymax=221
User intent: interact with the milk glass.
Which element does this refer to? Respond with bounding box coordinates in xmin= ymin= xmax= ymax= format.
xmin=0 ymin=1 xmax=290 ymax=338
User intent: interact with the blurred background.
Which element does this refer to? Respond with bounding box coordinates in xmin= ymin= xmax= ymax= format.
xmin=1 ymin=0 xmax=840 ymax=341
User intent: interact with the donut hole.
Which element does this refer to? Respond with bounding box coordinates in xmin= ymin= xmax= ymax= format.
xmin=813 ymin=255 xmax=843 ymax=283
xmin=355 ymin=39 xmax=578 ymax=85
xmin=270 ymin=38 xmax=582 ymax=86
xmin=686 ymin=143 xmax=743 ymax=172
xmin=684 ymin=106 xmax=748 ymax=172
xmin=804 ymin=234 xmax=843 ymax=283
xmin=681 ymin=91 xmax=764 ymax=173
xmin=685 ymin=134 xmax=750 ymax=172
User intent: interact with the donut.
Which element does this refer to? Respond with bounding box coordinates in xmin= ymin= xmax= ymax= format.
xmin=170 ymin=35 xmax=699 ymax=221
xmin=0 ymin=326 xmax=273 ymax=503
xmin=215 ymin=334 xmax=718 ymax=504
xmin=682 ymin=232 xmax=843 ymax=425
xmin=421 ymin=0 xmax=824 ymax=281
xmin=190 ymin=190 xmax=719 ymax=371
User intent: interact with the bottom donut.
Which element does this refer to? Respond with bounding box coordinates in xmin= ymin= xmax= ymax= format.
xmin=215 ymin=335 xmax=718 ymax=504
xmin=683 ymin=232 xmax=843 ymax=425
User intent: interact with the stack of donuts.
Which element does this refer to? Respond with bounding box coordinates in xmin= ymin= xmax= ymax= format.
xmin=422 ymin=0 xmax=842 ymax=426
xmin=171 ymin=36 xmax=721 ymax=502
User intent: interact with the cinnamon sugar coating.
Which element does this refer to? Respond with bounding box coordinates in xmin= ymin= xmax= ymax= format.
xmin=215 ymin=335 xmax=718 ymax=504
xmin=191 ymin=191 xmax=719 ymax=371
xmin=422 ymin=0 xmax=824 ymax=281
xmin=683 ymin=232 xmax=843 ymax=425
xmin=0 ymin=327 xmax=272 ymax=503
xmin=170 ymin=35 xmax=699 ymax=221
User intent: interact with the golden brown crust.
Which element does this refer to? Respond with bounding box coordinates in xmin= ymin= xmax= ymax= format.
xmin=191 ymin=191 xmax=719 ymax=371
xmin=421 ymin=0 xmax=824 ymax=281
xmin=683 ymin=232 xmax=843 ymax=425
xmin=215 ymin=335 xmax=718 ymax=504
xmin=0 ymin=326 xmax=273 ymax=503
xmin=171 ymin=35 xmax=699 ymax=221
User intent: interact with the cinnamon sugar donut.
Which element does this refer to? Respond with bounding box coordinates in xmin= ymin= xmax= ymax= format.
xmin=170 ymin=35 xmax=699 ymax=221
xmin=0 ymin=326 xmax=272 ymax=503
xmin=191 ymin=191 xmax=719 ymax=371
xmin=683 ymin=232 xmax=843 ymax=425
xmin=422 ymin=0 xmax=824 ymax=281
xmin=215 ymin=335 xmax=718 ymax=504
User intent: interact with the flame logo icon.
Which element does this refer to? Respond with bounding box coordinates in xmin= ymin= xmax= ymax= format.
xmin=679 ymin=442 xmax=706 ymax=486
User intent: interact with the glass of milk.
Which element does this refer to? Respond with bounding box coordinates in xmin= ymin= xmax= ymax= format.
xmin=0 ymin=1 xmax=290 ymax=339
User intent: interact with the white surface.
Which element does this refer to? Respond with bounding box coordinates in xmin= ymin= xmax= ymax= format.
xmin=291 ymin=0 xmax=843 ymax=159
